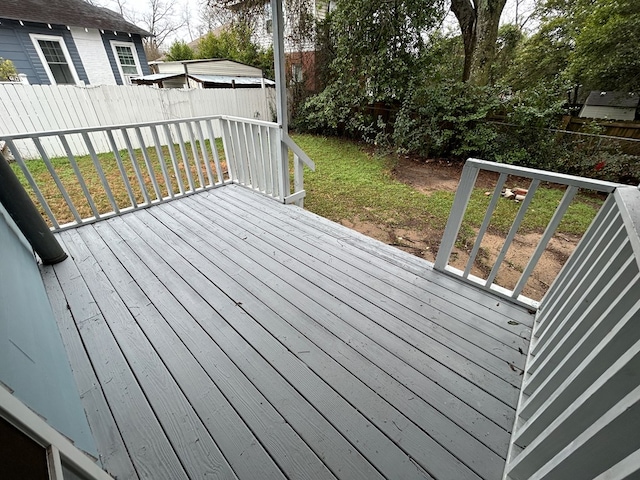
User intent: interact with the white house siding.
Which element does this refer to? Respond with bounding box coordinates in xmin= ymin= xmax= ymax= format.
xmin=251 ymin=0 xmax=319 ymax=53
xmin=70 ymin=27 xmax=117 ymax=85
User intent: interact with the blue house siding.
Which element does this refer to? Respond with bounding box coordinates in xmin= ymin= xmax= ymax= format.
xmin=101 ymin=32 xmax=150 ymax=85
xmin=17 ymin=21 xmax=89 ymax=85
xmin=0 ymin=204 xmax=97 ymax=456
xmin=0 ymin=19 xmax=90 ymax=85
xmin=0 ymin=23 xmax=37 ymax=81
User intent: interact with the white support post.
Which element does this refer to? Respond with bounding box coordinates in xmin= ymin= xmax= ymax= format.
xmin=271 ymin=0 xmax=290 ymax=202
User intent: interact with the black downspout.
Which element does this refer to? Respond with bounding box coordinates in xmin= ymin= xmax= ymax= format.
xmin=0 ymin=151 xmax=67 ymax=264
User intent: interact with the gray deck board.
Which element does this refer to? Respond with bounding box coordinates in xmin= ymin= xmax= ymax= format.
xmin=222 ymin=187 xmax=532 ymax=347
xmin=41 ymin=267 xmax=138 ymax=480
xmin=42 ymin=185 xmax=534 ymax=480
xmin=165 ymin=198 xmax=513 ymax=441
xmin=199 ymin=192 xmax=524 ymax=386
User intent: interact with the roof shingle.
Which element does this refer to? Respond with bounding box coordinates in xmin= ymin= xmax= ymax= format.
xmin=0 ymin=0 xmax=150 ymax=36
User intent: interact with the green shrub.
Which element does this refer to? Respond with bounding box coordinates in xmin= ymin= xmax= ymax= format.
xmin=0 ymin=57 xmax=17 ymax=81
xmin=393 ymin=80 xmax=500 ymax=158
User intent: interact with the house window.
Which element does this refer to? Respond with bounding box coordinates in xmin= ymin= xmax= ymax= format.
xmin=111 ymin=41 xmax=142 ymax=84
xmin=30 ymin=34 xmax=80 ymax=85
xmin=292 ymin=64 xmax=303 ymax=83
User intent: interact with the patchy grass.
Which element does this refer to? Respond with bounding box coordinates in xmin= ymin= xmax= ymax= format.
xmin=12 ymin=139 xmax=226 ymax=226
xmin=293 ymin=134 xmax=602 ymax=238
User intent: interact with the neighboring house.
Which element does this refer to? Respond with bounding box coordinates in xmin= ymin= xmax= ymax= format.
xmin=235 ymin=0 xmax=333 ymax=93
xmin=579 ymin=91 xmax=639 ymax=121
xmin=135 ymin=59 xmax=275 ymax=89
xmin=0 ymin=0 xmax=151 ymax=86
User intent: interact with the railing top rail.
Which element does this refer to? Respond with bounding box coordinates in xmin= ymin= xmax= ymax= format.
xmin=284 ymin=133 xmax=315 ymax=170
xmin=1 ymin=115 xmax=278 ymax=141
xmin=222 ymin=115 xmax=279 ymax=128
xmin=466 ymin=158 xmax=620 ymax=193
xmin=616 ymin=186 xmax=640 ymax=264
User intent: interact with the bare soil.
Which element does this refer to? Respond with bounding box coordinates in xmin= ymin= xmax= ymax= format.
xmin=341 ymin=157 xmax=581 ymax=301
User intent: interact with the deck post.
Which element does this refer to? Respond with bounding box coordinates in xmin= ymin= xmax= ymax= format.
xmin=271 ymin=0 xmax=291 ymax=201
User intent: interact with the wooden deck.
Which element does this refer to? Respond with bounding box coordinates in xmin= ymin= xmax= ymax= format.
xmin=41 ymin=185 xmax=534 ymax=480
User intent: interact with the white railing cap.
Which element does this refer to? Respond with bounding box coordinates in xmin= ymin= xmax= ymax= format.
xmin=466 ymin=158 xmax=621 ymax=193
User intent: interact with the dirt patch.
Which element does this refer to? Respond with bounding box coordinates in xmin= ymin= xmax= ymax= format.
xmin=392 ymin=157 xmax=500 ymax=194
xmin=346 ymin=156 xmax=582 ymax=302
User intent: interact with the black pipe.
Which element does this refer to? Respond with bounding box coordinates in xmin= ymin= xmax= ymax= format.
xmin=0 ymin=150 xmax=67 ymax=264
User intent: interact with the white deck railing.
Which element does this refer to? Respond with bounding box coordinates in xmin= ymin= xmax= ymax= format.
xmin=434 ymin=158 xmax=619 ymax=308
xmin=504 ymin=185 xmax=640 ymax=479
xmin=1 ymin=115 xmax=314 ymax=231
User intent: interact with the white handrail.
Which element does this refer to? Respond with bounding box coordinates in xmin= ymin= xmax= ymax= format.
xmin=503 ymin=186 xmax=640 ymax=479
xmin=1 ymin=116 xmax=256 ymax=231
xmin=435 ymin=158 xmax=620 ymax=308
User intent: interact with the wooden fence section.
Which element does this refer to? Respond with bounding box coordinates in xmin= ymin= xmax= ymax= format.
xmin=504 ymin=185 xmax=640 ymax=479
xmin=0 ymin=84 xmax=275 ymax=158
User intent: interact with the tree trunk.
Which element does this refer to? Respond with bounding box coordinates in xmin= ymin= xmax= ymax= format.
xmin=469 ymin=0 xmax=507 ymax=85
xmin=450 ymin=0 xmax=476 ymax=82
xmin=451 ymin=0 xmax=507 ymax=86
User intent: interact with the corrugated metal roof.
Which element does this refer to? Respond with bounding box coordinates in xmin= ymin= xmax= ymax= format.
xmin=584 ymin=91 xmax=639 ymax=108
xmin=0 ymin=0 xmax=150 ymax=36
xmin=133 ymin=73 xmax=184 ymax=82
xmin=152 ymin=59 xmax=264 ymax=77
xmin=189 ymin=74 xmax=275 ymax=86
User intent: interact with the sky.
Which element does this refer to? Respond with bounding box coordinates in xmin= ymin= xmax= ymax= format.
xmin=98 ymin=0 xmax=537 ymax=50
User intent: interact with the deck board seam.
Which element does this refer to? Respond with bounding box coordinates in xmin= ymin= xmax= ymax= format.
xmin=74 ymin=225 xmax=280 ymax=480
xmin=60 ymin=229 xmax=227 ymax=480
xmin=120 ymin=212 xmax=387 ymax=480
xmin=53 ymin=233 xmax=192 ymax=479
xmin=158 ymin=200 xmax=503 ymax=477
xmin=98 ymin=217 xmax=336 ymax=480
xmin=42 ymin=265 xmax=142 ymax=480
xmin=169 ymin=196 xmax=518 ymax=415
xmin=137 ymin=207 xmax=427 ymax=480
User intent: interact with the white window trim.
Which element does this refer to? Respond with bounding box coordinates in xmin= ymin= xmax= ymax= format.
xmin=29 ymin=33 xmax=82 ymax=85
xmin=110 ymin=40 xmax=142 ymax=85
xmin=0 ymin=386 xmax=114 ymax=479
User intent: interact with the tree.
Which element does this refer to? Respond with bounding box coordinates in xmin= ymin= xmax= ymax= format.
xmin=450 ymin=0 xmax=508 ymax=86
xmin=568 ymin=0 xmax=640 ymax=92
xmin=165 ymin=40 xmax=195 ymax=61
xmin=140 ymin=0 xmax=188 ymax=59
xmin=505 ymin=0 xmax=640 ymax=95
xmin=328 ymin=0 xmax=444 ymax=103
xmin=196 ymin=24 xmax=275 ymax=78
xmin=0 ymin=58 xmax=18 ymax=81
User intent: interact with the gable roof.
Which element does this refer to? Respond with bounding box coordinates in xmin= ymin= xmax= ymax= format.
xmin=584 ymin=91 xmax=639 ymax=108
xmin=0 ymin=0 xmax=150 ymax=36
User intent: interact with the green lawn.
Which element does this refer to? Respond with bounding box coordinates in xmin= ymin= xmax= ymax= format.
xmin=294 ymin=134 xmax=602 ymax=241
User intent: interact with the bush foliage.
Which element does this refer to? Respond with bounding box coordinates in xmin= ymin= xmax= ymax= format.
xmin=295 ymin=0 xmax=639 ymax=184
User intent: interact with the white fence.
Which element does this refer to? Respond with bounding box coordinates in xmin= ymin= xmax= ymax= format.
xmin=0 ymin=84 xmax=275 ymax=158
xmin=504 ymin=185 xmax=640 ymax=479
xmin=434 ymin=159 xmax=619 ymax=308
